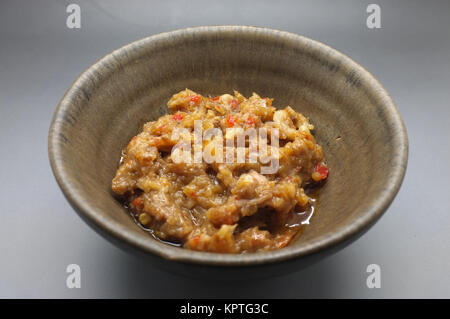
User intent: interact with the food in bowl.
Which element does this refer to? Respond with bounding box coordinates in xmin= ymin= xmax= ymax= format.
xmin=112 ymin=89 xmax=328 ymax=253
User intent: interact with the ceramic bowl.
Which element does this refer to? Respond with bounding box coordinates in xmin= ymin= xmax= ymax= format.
xmin=48 ymin=26 xmax=408 ymax=279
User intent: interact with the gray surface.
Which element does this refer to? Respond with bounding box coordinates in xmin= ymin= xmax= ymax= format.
xmin=0 ymin=0 xmax=449 ymax=298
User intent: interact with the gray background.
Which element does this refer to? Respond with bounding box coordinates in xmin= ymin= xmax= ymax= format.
xmin=0 ymin=0 xmax=449 ymax=298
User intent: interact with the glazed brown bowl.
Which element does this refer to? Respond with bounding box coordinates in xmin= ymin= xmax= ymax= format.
xmin=48 ymin=26 xmax=408 ymax=278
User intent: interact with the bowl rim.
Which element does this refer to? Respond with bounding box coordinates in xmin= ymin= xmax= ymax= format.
xmin=48 ymin=25 xmax=408 ymax=266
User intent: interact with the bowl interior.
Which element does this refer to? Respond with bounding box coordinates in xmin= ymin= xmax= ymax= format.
xmin=49 ymin=26 xmax=407 ymax=265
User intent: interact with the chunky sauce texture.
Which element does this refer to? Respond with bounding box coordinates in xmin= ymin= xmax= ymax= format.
xmin=112 ymin=89 xmax=328 ymax=253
